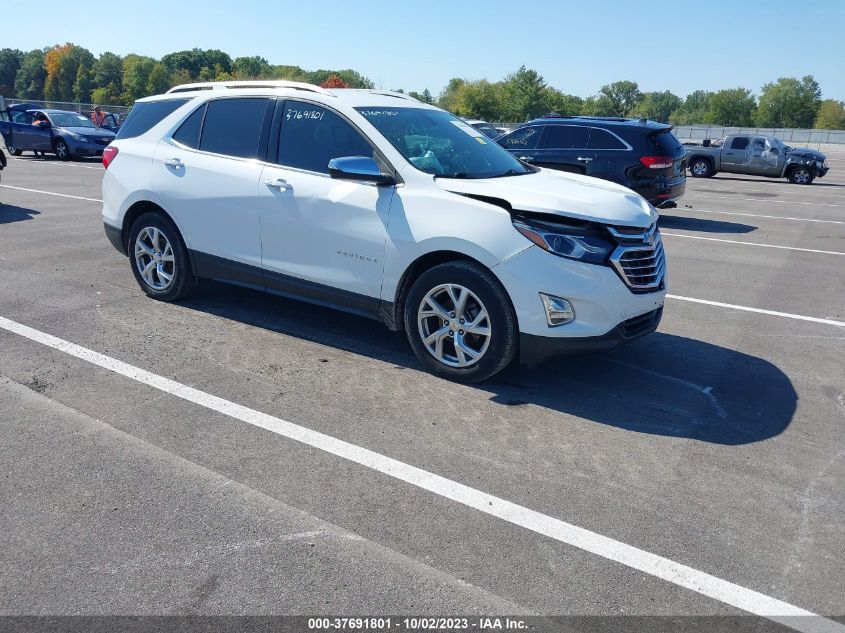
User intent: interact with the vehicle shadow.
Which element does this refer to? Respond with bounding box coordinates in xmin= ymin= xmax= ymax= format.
xmin=710 ymin=175 xmax=845 ymax=188
xmin=0 ymin=204 xmax=41 ymax=224
xmin=181 ymin=281 xmax=796 ymax=446
xmin=658 ymin=214 xmax=756 ymax=234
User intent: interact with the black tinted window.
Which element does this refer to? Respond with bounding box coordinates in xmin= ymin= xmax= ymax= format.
xmin=544 ymin=125 xmax=589 ymax=149
xmin=730 ymin=136 xmax=750 ymax=150
xmin=278 ymin=102 xmax=372 ymax=173
xmin=199 ymin=98 xmax=271 ymax=159
xmin=172 ymin=104 xmax=206 ymax=149
xmin=500 ymin=126 xmax=542 ymax=149
xmin=115 ymin=99 xmax=189 ymax=140
xmin=588 ymin=128 xmax=627 ymax=150
xmin=651 ymin=130 xmax=683 ymax=153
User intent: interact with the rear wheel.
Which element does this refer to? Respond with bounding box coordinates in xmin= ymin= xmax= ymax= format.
xmin=689 ymin=158 xmax=712 ymax=178
xmin=128 ymin=212 xmax=197 ymax=301
xmin=54 ymin=139 xmax=71 ymax=161
xmin=788 ymin=166 xmax=813 ymax=185
xmin=404 ymin=261 xmax=518 ymax=382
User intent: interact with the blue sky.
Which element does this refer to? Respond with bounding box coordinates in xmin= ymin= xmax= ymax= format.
xmin=14 ymin=0 xmax=844 ymax=100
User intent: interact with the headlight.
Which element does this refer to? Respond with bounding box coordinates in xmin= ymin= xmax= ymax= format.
xmin=512 ymin=217 xmax=614 ymax=264
xmin=67 ymin=131 xmax=89 ymax=143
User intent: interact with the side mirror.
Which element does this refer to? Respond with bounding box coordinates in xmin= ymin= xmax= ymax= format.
xmin=328 ymin=156 xmax=394 ymax=186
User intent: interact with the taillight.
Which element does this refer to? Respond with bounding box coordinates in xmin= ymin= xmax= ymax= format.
xmin=640 ymin=155 xmax=673 ymax=169
xmin=103 ymin=146 xmax=119 ymax=169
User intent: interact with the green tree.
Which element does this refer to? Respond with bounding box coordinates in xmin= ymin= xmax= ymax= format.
xmin=814 ymin=99 xmax=845 ymax=129
xmin=121 ymin=54 xmax=156 ymax=104
xmin=501 ymin=66 xmax=548 ymax=121
xmin=14 ymin=49 xmax=47 ymax=99
xmin=755 ymin=75 xmax=821 ymax=128
xmin=303 ymin=68 xmax=372 ymax=89
xmin=598 ymin=80 xmax=642 ymax=117
xmin=91 ymin=52 xmax=123 ymax=90
xmin=542 ymin=88 xmax=583 ymax=116
xmin=454 ymin=79 xmax=503 ymax=120
xmin=634 ymin=90 xmax=681 ymax=122
xmin=90 ymin=83 xmax=123 ymax=106
xmin=44 ymin=44 xmax=95 ymax=102
xmin=0 ymin=48 xmax=23 ymax=96
xmin=161 ymin=48 xmax=232 ymax=79
xmin=72 ymin=64 xmax=92 ymax=102
xmin=581 ymin=95 xmax=616 ymax=117
xmin=146 ymin=62 xmax=171 ymax=95
xmin=705 ymin=88 xmax=756 ymax=126
xmin=232 ymin=56 xmax=270 ymax=79
xmin=669 ymin=90 xmax=713 ymax=125
xmin=437 ymin=77 xmax=466 ymax=112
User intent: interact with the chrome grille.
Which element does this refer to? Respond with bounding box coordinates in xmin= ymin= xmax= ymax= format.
xmin=609 ymin=228 xmax=665 ymax=292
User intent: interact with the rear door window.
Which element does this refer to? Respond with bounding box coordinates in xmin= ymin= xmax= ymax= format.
xmin=588 ymin=128 xmax=627 ymax=150
xmin=543 ymin=125 xmax=589 ymax=149
xmin=730 ymin=136 xmax=750 ymax=150
xmin=276 ymin=101 xmax=373 ymax=174
xmin=115 ymin=99 xmax=190 ymax=140
xmin=499 ymin=126 xmax=542 ymax=150
xmin=199 ymin=98 xmax=272 ymax=159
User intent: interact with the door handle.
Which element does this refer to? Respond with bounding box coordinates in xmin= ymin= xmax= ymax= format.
xmin=577 ymin=156 xmax=593 ymax=162
xmin=163 ymin=158 xmax=183 ymax=168
xmin=518 ymin=156 xmax=534 ymax=162
xmin=264 ymin=177 xmax=292 ymax=190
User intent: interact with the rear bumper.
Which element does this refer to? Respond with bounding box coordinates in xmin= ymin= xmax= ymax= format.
xmin=103 ymin=221 xmax=125 ymax=255
xmin=520 ymin=307 xmax=662 ymax=366
xmin=632 ymin=174 xmax=686 ymax=205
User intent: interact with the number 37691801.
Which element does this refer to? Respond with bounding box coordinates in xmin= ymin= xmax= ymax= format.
xmin=286 ymin=108 xmax=325 ymax=121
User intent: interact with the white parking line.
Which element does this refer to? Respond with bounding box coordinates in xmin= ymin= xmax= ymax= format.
xmin=667 ymin=295 xmax=845 ymax=327
xmin=661 ymin=232 xmax=845 ymax=256
xmin=11 ymin=157 xmax=104 ymax=170
xmin=0 ymin=184 xmax=102 ymax=203
xmin=0 ymin=315 xmax=841 ymax=633
xmin=688 ymin=193 xmax=842 ymax=208
xmin=675 ymin=209 xmax=845 ymax=225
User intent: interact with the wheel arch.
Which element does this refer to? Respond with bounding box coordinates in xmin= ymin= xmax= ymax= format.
xmin=120 ymin=201 xmax=194 ymax=274
xmin=382 ymin=250 xmax=489 ymax=331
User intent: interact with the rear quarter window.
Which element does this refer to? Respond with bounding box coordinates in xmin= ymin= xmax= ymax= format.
xmin=588 ymin=128 xmax=627 ymax=150
xmin=115 ymin=99 xmax=190 ymax=140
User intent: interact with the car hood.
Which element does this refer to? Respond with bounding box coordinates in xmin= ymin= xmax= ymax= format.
xmin=60 ymin=126 xmax=116 ymax=139
xmin=786 ymin=146 xmax=826 ymax=161
xmin=435 ymin=168 xmax=657 ymax=228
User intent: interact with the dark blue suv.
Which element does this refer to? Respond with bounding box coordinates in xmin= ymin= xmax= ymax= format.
xmin=497 ymin=115 xmax=686 ymax=207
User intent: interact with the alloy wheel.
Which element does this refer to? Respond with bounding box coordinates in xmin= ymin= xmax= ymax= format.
xmin=793 ymin=168 xmax=810 ymax=184
xmin=691 ymin=161 xmax=708 ymax=176
xmin=134 ymin=226 xmax=175 ymax=291
xmin=417 ymin=283 xmax=491 ymax=368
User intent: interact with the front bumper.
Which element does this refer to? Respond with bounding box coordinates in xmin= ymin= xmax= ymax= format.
xmin=816 ymin=162 xmax=829 ymax=178
xmin=520 ymin=307 xmax=662 ymax=366
xmin=66 ymin=137 xmax=112 ymax=157
xmin=492 ymin=244 xmax=666 ymax=363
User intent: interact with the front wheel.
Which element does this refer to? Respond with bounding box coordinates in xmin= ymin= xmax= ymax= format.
xmin=689 ymin=158 xmax=712 ymax=178
xmin=404 ymin=261 xmax=518 ymax=382
xmin=54 ymin=139 xmax=71 ymax=161
xmin=788 ymin=166 xmax=814 ymax=185
xmin=128 ymin=212 xmax=197 ymax=301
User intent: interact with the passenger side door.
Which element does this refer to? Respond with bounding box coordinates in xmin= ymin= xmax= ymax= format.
xmin=29 ymin=112 xmax=54 ymax=152
xmin=258 ymin=100 xmax=393 ymax=312
xmin=722 ymin=136 xmax=750 ymax=172
xmin=497 ymin=125 xmax=545 ymax=166
xmin=746 ymin=137 xmax=779 ymax=176
xmin=586 ymin=127 xmax=630 ymax=182
xmin=536 ymin=125 xmax=596 ymax=175
xmin=151 ymin=97 xmax=273 ymax=281
xmin=9 ymin=110 xmax=36 ymax=149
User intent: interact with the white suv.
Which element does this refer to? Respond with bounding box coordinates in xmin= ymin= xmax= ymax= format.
xmin=102 ymin=81 xmax=665 ymax=382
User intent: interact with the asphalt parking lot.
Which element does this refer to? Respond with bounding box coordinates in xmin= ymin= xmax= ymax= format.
xmin=1 ymin=151 xmax=843 ymax=631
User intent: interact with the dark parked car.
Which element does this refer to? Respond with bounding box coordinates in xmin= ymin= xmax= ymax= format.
xmin=0 ymin=105 xmax=116 ymax=161
xmin=497 ymin=115 xmax=686 ymax=207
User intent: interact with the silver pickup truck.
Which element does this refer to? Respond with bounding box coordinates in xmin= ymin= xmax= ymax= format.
xmin=684 ymin=135 xmax=829 ymax=184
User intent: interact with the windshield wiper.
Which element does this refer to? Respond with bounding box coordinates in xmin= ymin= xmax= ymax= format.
xmin=435 ymin=172 xmax=471 ymax=179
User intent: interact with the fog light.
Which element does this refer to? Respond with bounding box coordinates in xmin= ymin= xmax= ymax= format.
xmin=539 ymin=293 xmax=575 ymax=327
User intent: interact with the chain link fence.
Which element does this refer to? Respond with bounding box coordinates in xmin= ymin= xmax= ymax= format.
xmin=5 ymin=98 xmax=132 ymax=121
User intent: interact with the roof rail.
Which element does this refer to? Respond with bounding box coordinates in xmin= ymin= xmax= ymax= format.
xmin=165 ymin=80 xmax=332 ymax=96
xmin=365 ymin=90 xmax=420 ymax=102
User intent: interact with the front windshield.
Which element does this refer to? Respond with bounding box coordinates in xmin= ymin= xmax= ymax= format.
xmin=49 ymin=113 xmax=97 ymax=129
xmin=356 ymin=107 xmax=532 ymax=179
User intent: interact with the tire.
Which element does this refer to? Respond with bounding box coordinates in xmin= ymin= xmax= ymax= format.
xmin=128 ymin=212 xmax=197 ymax=301
xmin=689 ymin=158 xmax=712 ymax=178
xmin=788 ymin=166 xmax=814 ymax=185
xmin=404 ymin=260 xmax=518 ymax=382
xmin=54 ymin=139 xmax=71 ymax=161
xmin=7 ymin=146 xmax=22 ymax=157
